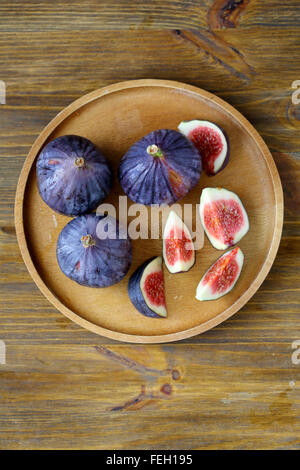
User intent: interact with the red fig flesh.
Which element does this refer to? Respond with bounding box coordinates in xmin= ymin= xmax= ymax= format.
xmin=196 ymin=247 xmax=244 ymax=301
xmin=128 ymin=256 xmax=167 ymax=318
xmin=178 ymin=120 xmax=229 ymax=175
xmin=200 ymin=187 xmax=249 ymax=250
xmin=163 ymin=211 xmax=195 ymax=273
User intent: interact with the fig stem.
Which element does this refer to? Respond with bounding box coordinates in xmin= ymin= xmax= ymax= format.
xmin=75 ymin=157 xmax=85 ymax=168
xmin=81 ymin=234 xmax=95 ymax=248
xmin=146 ymin=144 xmax=164 ymax=158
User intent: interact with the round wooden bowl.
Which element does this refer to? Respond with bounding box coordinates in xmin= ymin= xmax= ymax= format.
xmin=15 ymin=79 xmax=283 ymax=343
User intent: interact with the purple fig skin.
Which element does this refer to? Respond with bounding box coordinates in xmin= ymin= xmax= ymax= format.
xmin=118 ymin=129 xmax=201 ymax=205
xmin=57 ymin=213 xmax=132 ymax=287
xmin=37 ymin=135 xmax=113 ymax=216
xmin=128 ymin=257 xmax=162 ymax=318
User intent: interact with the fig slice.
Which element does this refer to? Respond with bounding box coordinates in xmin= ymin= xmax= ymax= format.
xmin=196 ymin=247 xmax=244 ymax=301
xmin=128 ymin=256 xmax=167 ymax=318
xmin=178 ymin=120 xmax=229 ymax=175
xmin=163 ymin=210 xmax=195 ymax=273
xmin=200 ymin=187 xmax=249 ymax=250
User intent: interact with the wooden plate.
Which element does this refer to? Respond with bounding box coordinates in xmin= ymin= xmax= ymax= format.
xmin=15 ymin=80 xmax=283 ymax=343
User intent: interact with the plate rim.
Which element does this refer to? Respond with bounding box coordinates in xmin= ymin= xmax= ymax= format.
xmin=14 ymin=79 xmax=284 ymax=343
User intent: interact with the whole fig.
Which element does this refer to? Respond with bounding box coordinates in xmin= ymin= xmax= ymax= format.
xmin=37 ymin=135 xmax=112 ymax=216
xmin=57 ymin=213 xmax=132 ymax=287
xmin=119 ymin=129 xmax=201 ymax=205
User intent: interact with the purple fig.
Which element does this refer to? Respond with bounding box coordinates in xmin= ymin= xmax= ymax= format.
xmin=118 ymin=129 xmax=201 ymax=205
xmin=200 ymin=187 xmax=249 ymax=250
xmin=128 ymin=256 xmax=167 ymax=318
xmin=163 ymin=211 xmax=195 ymax=273
xmin=178 ymin=120 xmax=229 ymax=176
xmin=37 ymin=135 xmax=112 ymax=216
xmin=57 ymin=213 xmax=132 ymax=287
xmin=196 ymin=247 xmax=244 ymax=301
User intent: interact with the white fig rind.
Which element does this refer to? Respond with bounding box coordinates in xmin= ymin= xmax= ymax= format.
xmin=196 ymin=247 xmax=244 ymax=301
xmin=163 ymin=211 xmax=195 ymax=273
xmin=199 ymin=187 xmax=249 ymax=250
xmin=178 ymin=120 xmax=229 ymax=175
xmin=140 ymin=256 xmax=167 ymax=317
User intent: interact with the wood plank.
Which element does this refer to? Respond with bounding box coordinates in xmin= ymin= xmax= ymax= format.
xmin=0 ymin=0 xmax=299 ymax=449
xmin=0 ymin=1 xmax=299 ymax=32
xmin=0 ymin=344 xmax=299 ymax=449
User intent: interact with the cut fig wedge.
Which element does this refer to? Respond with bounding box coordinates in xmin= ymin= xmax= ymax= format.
xmin=200 ymin=187 xmax=249 ymax=250
xmin=128 ymin=256 xmax=167 ymax=318
xmin=178 ymin=120 xmax=229 ymax=175
xmin=163 ymin=211 xmax=195 ymax=273
xmin=196 ymin=247 xmax=244 ymax=301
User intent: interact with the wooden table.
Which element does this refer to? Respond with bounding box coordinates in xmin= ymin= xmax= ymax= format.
xmin=0 ymin=1 xmax=299 ymax=450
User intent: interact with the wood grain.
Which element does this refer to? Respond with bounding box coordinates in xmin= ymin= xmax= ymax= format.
xmin=0 ymin=0 xmax=300 ymax=449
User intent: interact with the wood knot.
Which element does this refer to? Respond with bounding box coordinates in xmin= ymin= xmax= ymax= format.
xmin=160 ymin=383 xmax=172 ymax=395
